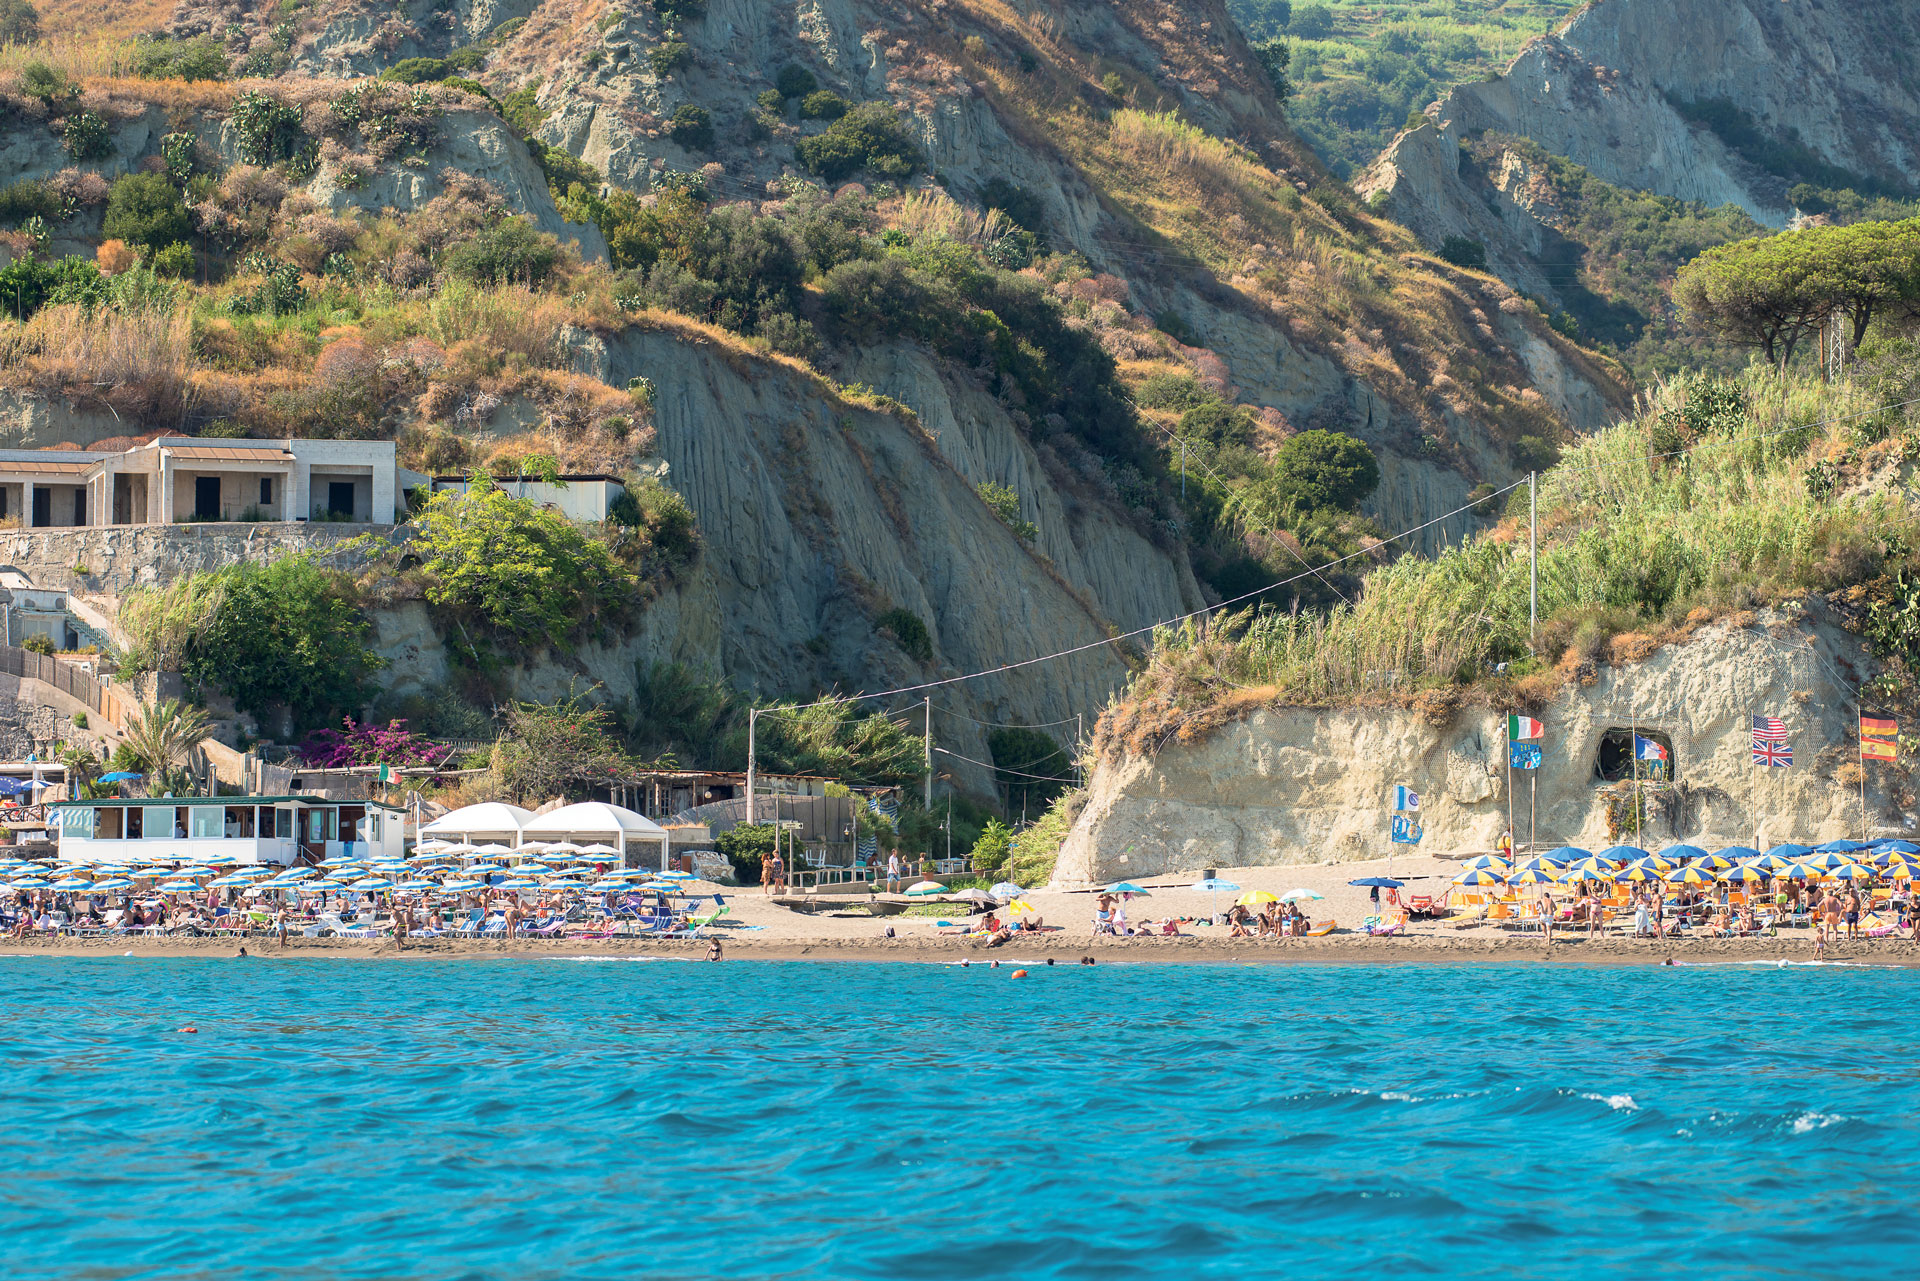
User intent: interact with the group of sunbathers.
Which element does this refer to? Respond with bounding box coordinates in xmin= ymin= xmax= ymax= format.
xmin=1224 ymin=902 xmax=1309 ymax=939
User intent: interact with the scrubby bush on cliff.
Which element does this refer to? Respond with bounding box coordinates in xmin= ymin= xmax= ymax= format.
xmin=443 ymin=214 xmax=563 ymax=286
xmin=409 ymin=478 xmax=636 ymax=653
xmin=119 ymin=556 xmax=384 ymax=733
xmin=132 ymin=35 xmax=229 ymax=82
xmin=103 ymin=174 xmax=191 ymax=253
xmin=0 ymin=0 xmax=39 ymax=44
xmin=796 ymin=103 xmax=921 ymax=182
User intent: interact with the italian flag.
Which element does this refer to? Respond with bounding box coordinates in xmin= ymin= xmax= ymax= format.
xmin=1508 ymin=713 xmax=1544 ymax=740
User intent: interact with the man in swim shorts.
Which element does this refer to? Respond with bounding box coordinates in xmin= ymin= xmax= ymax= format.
xmin=1845 ymin=887 xmax=1863 ymax=940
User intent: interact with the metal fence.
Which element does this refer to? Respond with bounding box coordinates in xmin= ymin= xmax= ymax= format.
xmin=0 ymin=645 xmax=133 ymax=727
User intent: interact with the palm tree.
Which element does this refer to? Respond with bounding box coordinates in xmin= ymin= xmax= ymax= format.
xmin=120 ymin=699 xmax=212 ymax=795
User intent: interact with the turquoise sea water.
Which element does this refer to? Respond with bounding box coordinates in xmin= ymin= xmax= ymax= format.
xmin=3 ymin=956 xmax=1915 ymax=1279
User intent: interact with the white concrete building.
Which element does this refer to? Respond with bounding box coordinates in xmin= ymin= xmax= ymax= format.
xmin=429 ymin=474 xmax=628 ymax=523
xmin=0 ymin=438 xmax=415 ymax=527
xmin=52 ymin=796 xmax=408 ymax=867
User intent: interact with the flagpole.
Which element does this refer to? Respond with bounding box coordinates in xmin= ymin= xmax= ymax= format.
xmin=1505 ymin=717 xmax=1515 ymax=863
xmin=1859 ymin=710 xmax=1870 ymax=844
xmin=1630 ymin=706 xmax=1641 ymax=846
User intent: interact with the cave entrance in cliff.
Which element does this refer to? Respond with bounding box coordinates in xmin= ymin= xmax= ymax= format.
xmin=1595 ymin=728 xmax=1676 ymax=783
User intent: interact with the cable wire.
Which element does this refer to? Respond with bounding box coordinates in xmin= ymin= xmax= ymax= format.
xmin=933 ymin=746 xmax=1080 ymax=784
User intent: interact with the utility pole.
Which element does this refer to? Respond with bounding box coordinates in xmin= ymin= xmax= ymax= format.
xmin=1076 ymin=713 xmax=1084 ymax=788
xmin=1528 ymin=470 xmax=1538 ymax=653
xmin=923 ymin=698 xmax=932 ymax=811
xmin=746 ymin=708 xmax=758 ymax=826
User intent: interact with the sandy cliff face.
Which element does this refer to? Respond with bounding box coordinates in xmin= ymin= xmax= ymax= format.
xmin=371 ymin=327 xmax=1206 ymax=789
xmin=1360 ymin=0 xmax=1920 ymax=263
xmin=1052 ymin=618 xmax=1911 ymax=887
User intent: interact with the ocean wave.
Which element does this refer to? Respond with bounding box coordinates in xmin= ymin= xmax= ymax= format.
xmin=1580 ymin=1092 xmax=1640 ymax=1112
xmin=541 ymin=955 xmax=690 ymax=962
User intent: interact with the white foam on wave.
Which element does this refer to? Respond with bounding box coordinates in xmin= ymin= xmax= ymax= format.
xmin=1791 ymin=1111 xmax=1851 ymax=1134
xmin=1581 ymin=1092 xmax=1639 ymax=1111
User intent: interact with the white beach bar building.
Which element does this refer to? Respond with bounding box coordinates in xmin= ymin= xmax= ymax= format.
xmin=522 ymin=802 xmax=671 ymax=870
xmin=51 ymin=796 xmax=408 ymax=866
xmin=418 ymin=802 xmax=534 ymax=847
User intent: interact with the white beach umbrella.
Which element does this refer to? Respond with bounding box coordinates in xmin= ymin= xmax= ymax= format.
xmin=1279 ymin=888 xmax=1324 ymax=903
xmin=905 ymin=881 xmax=946 ymax=896
xmin=475 ymin=843 xmax=515 ymax=858
xmin=581 ymin=843 xmax=620 ymax=856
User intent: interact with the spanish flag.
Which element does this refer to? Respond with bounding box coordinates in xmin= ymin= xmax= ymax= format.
xmin=1862 ymin=716 xmax=1899 ymax=761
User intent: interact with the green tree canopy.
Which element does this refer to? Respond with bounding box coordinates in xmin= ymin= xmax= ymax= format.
xmin=1674 ymin=217 xmax=1920 ymax=367
xmin=1263 ymin=429 xmax=1380 ymax=513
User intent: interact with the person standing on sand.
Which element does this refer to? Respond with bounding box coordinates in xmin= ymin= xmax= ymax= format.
xmin=1539 ymin=889 xmax=1555 ymax=942
xmin=1846 ymin=886 xmax=1864 ymax=940
xmin=886 ymin=852 xmax=901 ymax=895
xmin=760 ymin=854 xmax=774 ymax=897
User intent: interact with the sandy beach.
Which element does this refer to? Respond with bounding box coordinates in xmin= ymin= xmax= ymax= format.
xmin=10 ymin=854 xmax=1917 ymax=965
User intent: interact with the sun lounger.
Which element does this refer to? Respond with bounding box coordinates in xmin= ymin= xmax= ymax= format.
xmin=1305 ymin=919 xmax=1336 ymax=936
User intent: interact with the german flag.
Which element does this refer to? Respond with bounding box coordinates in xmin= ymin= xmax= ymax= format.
xmin=1862 ymin=716 xmax=1899 ymax=761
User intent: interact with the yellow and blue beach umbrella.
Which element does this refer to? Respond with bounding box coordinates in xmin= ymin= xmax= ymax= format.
xmin=1461 ymin=854 xmax=1510 ymax=872
xmin=1777 ymin=862 xmax=1821 ymax=881
xmin=1511 ymin=856 xmax=1567 ymax=875
xmin=1618 ymin=863 xmax=1665 ymax=882
xmin=1663 ymin=864 xmax=1718 ymax=885
xmin=1831 ymin=862 xmax=1877 ymax=881
xmin=1689 ymin=851 xmax=1735 ymax=871
xmin=1598 ymin=845 xmax=1647 ymax=864
xmin=1720 ymin=863 xmax=1769 ymax=883
xmin=1508 ymin=867 xmax=1561 ymax=886
xmin=1804 ymin=850 xmax=1853 ymax=872
xmin=1452 ymin=868 xmax=1507 ymax=886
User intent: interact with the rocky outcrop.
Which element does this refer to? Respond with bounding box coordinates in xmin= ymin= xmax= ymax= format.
xmin=1360 ymin=0 xmax=1920 ymax=253
xmin=1052 ymin=617 xmax=1911 ymax=887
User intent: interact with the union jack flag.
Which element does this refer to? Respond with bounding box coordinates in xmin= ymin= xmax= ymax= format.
xmin=1753 ymin=715 xmax=1790 ymax=767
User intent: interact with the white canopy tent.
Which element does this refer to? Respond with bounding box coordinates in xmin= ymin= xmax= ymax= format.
xmin=418 ymin=802 xmax=534 ymax=847
xmin=520 ymin=802 xmax=670 ymax=871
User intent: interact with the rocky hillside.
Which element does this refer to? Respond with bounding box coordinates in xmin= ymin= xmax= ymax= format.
xmin=1364 ymin=0 xmax=1920 ymax=229
xmin=1356 ymin=0 xmax=1920 ymax=377
xmin=190 ymin=0 xmax=1628 ymax=545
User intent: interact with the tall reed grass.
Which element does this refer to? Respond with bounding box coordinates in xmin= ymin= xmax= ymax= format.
xmin=1126 ymin=369 xmax=1910 ymax=714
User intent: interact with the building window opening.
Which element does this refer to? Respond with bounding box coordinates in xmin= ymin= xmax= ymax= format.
xmin=1595 ymin=728 xmax=1676 ymax=783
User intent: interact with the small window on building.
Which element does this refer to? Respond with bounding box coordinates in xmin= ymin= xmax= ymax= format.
xmin=190 ymin=807 xmax=223 ymax=840
xmin=275 ymin=808 xmax=293 ymax=839
xmin=261 ymin=478 xmax=273 ymax=504
xmin=1595 ymin=728 xmax=1677 ymax=783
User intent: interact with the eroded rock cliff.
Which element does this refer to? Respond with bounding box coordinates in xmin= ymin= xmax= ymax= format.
xmin=1052 ymin=616 xmax=1912 ymax=887
xmin=1360 ymin=0 xmax=1920 ymax=251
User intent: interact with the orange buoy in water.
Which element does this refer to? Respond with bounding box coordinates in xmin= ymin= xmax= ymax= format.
xmin=179 ymin=1026 xmax=198 ymax=1033
xmin=1011 ymin=969 xmax=1028 ymax=979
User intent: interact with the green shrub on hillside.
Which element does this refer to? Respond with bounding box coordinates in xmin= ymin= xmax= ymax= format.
xmin=120 ymin=556 xmax=384 ymax=732
xmin=796 ymin=103 xmax=920 ymax=182
xmin=18 ymin=60 xmax=77 ymax=111
xmin=648 ymin=41 xmax=691 ymax=76
xmin=0 ymin=179 xmax=60 ymax=226
xmin=132 ymin=35 xmax=229 ymax=81
xmin=381 ymin=57 xmax=451 ymax=84
xmin=798 ymin=90 xmax=849 ymax=120
xmin=0 ymin=0 xmax=40 ymax=44
xmin=230 ymin=90 xmax=307 ymax=166
xmin=667 ymin=104 xmax=713 ymax=150
xmin=443 ymin=215 xmax=562 ymax=285
xmin=62 ymin=110 xmax=110 ymax=162
xmin=875 ymin=606 xmax=933 ymax=662
xmin=977 ymin=481 xmax=1038 ymax=541
xmin=103 ymin=173 xmax=191 ymax=251
xmin=410 ymin=478 xmax=637 ymax=652
xmin=0 ymin=255 xmax=106 ymax=320
xmin=1008 ymin=789 xmax=1084 ymax=886
xmin=775 ymin=64 xmax=817 ymax=99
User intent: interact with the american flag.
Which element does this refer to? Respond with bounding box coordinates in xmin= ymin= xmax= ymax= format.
xmin=1753 ymin=715 xmax=1791 ymax=767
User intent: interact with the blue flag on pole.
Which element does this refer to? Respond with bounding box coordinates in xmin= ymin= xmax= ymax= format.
xmin=1391 ymin=785 xmax=1421 ymax=811
xmin=1510 ymin=742 xmax=1542 ymax=770
xmin=1390 ymin=815 xmax=1423 ymax=845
